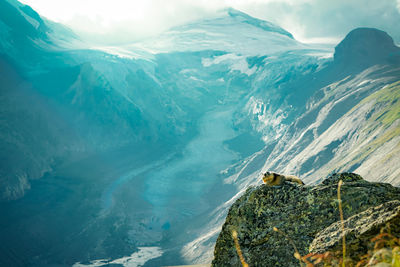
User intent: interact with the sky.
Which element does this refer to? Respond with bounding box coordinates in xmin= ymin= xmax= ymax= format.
xmin=19 ymin=0 xmax=400 ymax=45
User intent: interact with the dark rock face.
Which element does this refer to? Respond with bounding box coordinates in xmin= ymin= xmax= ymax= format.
xmin=310 ymin=200 xmax=400 ymax=262
xmin=334 ymin=28 xmax=400 ymax=70
xmin=212 ymin=173 xmax=400 ymax=266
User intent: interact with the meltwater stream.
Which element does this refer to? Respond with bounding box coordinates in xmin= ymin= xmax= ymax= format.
xmin=143 ymin=107 xmax=239 ymax=222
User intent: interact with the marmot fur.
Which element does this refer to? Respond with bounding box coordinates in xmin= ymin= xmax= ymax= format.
xmin=262 ymin=171 xmax=304 ymax=186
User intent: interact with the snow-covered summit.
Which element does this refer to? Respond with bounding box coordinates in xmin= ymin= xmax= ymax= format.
xmin=224 ymin=8 xmax=293 ymax=39
xmin=125 ymin=8 xmax=304 ymax=56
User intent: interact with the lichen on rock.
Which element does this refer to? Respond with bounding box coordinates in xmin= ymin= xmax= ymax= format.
xmin=212 ymin=173 xmax=400 ymax=266
xmin=309 ymin=200 xmax=400 ymax=263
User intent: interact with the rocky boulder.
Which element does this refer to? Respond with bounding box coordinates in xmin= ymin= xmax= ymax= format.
xmin=309 ymin=200 xmax=400 ymax=264
xmin=212 ymin=173 xmax=400 ymax=266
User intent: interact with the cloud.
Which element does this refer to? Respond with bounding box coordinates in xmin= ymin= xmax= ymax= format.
xmin=19 ymin=0 xmax=225 ymax=44
xmin=19 ymin=0 xmax=400 ymax=45
xmin=229 ymin=0 xmax=400 ymax=44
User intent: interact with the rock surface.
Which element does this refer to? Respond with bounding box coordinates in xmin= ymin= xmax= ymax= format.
xmin=334 ymin=27 xmax=400 ymax=70
xmin=310 ymin=200 xmax=400 ymax=262
xmin=211 ymin=173 xmax=400 ymax=266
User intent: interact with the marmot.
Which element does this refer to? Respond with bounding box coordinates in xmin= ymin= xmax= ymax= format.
xmin=262 ymin=171 xmax=304 ymax=186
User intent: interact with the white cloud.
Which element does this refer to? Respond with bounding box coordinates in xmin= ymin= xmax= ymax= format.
xmin=19 ymin=0 xmax=226 ymax=44
xmin=19 ymin=0 xmax=400 ymax=45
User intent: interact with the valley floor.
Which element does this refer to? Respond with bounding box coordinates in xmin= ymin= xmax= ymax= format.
xmin=0 ymin=105 xmax=256 ymax=267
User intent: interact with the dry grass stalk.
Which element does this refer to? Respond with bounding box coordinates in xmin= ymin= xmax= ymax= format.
xmin=338 ymin=179 xmax=346 ymax=267
xmin=232 ymin=230 xmax=249 ymax=267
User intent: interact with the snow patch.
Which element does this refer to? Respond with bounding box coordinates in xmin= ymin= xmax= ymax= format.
xmin=245 ymin=96 xmax=288 ymax=140
xmin=305 ymin=52 xmax=333 ymax=59
xmin=90 ymin=46 xmax=154 ymax=60
xmin=18 ymin=10 xmax=40 ymax=30
xmin=202 ymin=53 xmax=242 ymax=66
xmin=202 ymin=54 xmax=256 ymax=76
xmin=72 ymin=247 xmax=163 ymax=267
xmin=357 ymin=79 xmax=372 ymax=87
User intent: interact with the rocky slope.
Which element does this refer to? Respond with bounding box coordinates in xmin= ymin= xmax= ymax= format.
xmin=0 ymin=0 xmax=148 ymax=201
xmin=258 ymin=28 xmax=400 ymax=185
xmin=212 ymin=173 xmax=400 ymax=266
xmin=233 ymin=27 xmax=400 ymax=186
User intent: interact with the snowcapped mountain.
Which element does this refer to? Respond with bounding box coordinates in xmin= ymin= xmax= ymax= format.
xmin=99 ymin=8 xmax=306 ymax=58
xmin=0 ymin=0 xmax=399 ymax=266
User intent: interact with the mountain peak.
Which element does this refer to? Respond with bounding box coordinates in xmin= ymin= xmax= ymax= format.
xmin=224 ymin=8 xmax=294 ymax=39
xmin=128 ymin=8 xmax=301 ymax=55
xmin=334 ymin=28 xmax=400 ymax=68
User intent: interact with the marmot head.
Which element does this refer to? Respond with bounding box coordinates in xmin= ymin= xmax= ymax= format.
xmin=262 ymin=171 xmax=274 ymax=183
